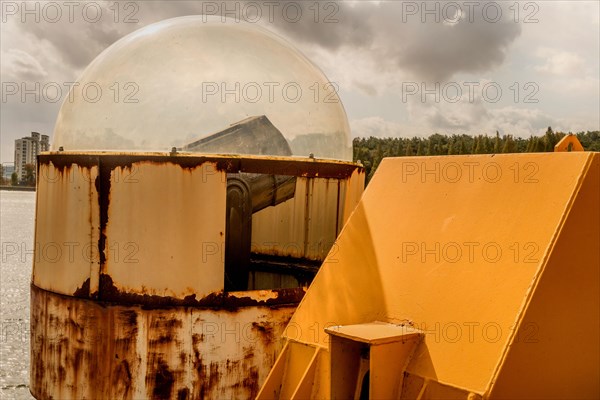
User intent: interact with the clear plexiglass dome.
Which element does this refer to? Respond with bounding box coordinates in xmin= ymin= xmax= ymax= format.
xmin=52 ymin=16 xmax=352 ymax=160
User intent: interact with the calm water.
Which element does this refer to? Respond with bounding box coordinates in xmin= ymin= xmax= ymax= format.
xmin=0 ymin=191 xmax=35 ymax=400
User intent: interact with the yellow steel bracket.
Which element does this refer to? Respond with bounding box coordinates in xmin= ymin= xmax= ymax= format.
xmin=554 ymin=134 xmax=584 ymax=152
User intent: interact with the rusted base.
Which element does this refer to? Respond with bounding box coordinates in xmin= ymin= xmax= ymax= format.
xmin=30 ymin=284 xmax=297 ymax=400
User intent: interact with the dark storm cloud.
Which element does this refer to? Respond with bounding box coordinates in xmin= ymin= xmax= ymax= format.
xmin=392 ymin=14 xmax=521 ymax=81
xmin=195 ymin=1 xmax=521 ymax=82
xmin=196 ymin=1 xmax=522 ymax=82
xmin=23 ymin=15 xmax=134 ymax=69
xmin=265 ymin=0 xmax=376 ymax=50
xmin=3 ymin=1 xmax=522 ymax=82
xmin=264 ymin=1 xmax=522 ymax=82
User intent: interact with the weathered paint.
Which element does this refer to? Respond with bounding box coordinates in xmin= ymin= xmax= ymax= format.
xmin=37 ymin=152 xmax=363 ymax=180
xmin=103 ymin=161 xmax=227 ymax=301
xmin=260 ymin=153 xmax=600 ymax=399
xmin=31 ymin=284 xmax=297 ymax=399
xmin=31 ymin=152 xmax=365 ymax=399
xmin=251 ymin=177 xmax=352 ymax=261
xmin=33 ymin=153 xmax=364 ymax=301
xmin=33 ymin=160 xmax=100 ymax=296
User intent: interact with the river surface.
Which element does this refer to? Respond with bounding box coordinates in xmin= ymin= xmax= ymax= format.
xmin=0 ymin=191 xmax=35 ymax=400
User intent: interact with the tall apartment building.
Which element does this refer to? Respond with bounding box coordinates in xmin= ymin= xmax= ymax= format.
xmin=14 ymin=132 xmax=50 ymax=182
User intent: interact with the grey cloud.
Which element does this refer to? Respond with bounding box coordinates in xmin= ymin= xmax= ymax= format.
xmin=2 ymin=49 xmax=48 ymax=81
xmin=255 ymin=1 xmax=521 ymax=82
xmin=266 ymin=1 xmax=376 ymax=50
xmin=395 ymin=18 xmax=521 ymax=81
xmin=141 ymin=1 xmax=376 ymax=50
xmin=3 ymin=1 xmax=522 ymax=82
xmin=353 ymin=80 xmax=377 ymax=96
xmin=0 ymin=0 xmax=524 ymax=162
xmin=425 ymin=105 xmax=488 ymax=131
xmin=358 ymin=2 xmax=522 ymax=82
xmin=25 ymin=18 xmax=135 ymax=69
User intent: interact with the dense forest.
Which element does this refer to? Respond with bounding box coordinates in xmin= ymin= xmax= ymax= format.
xmin=353 ymin=128 xmax=600 ymax=183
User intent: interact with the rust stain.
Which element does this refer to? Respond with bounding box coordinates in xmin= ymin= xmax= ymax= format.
xmin=97 ymin=274 xmax=305 ymax=309
xmin=225 ymin=359 xmax=241 ymax=378
xmin=121 ymin=309 xmax=138 ymax=328
xmin=151 ymin=358 xmax=175 ymax=399
xmin=96 ymin=159 xmax=111 ymax=271
xmin=31 ymin=284 xmax=145 ymax=399
xmin=177 ymin=388 xmax=190 ymax=400
xmin=38 ymin=153 xmax=363 ymax=180
xmin=252 ymin=321 xmax=273 ymax=335
xmin=191 ymin=335 xmax=204 ymax=398
xmin=114 ymin=360 xmax=132 ymax=398
xmin=208 ymin=362 xmax=220 ymax=395
xmin=252 ymin=321 xmax=276 ymax=348
xmin=194 ymin=358 xmax=223 ymax=399
xmin=73 ymin=278 xmax=90 ymax=298
xmin=146 ymin=310 xmax=197 ymax=400
xmin=148 ymin=317 xmax=182 ymax=345
xmin=241 ymin=367 xmax=260 ymax=399
xmin=32 ymin=284 xmax=295 ymax=400
xmin=243 ymin=347 xmax=255 ymax=360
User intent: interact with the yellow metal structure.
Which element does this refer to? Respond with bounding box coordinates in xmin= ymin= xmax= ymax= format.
xmin=555 ymin=134 xmax=585 ymax=152
xmin=258 ymin=152 xmax=600 ymax=399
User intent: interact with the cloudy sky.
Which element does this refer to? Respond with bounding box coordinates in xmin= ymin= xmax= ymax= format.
xmin=1 ymin=0 xmax=599 ymax=163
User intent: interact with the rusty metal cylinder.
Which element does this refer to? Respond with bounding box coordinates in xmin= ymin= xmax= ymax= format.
xmin=30 ymin=152 xmax=364 ymax=399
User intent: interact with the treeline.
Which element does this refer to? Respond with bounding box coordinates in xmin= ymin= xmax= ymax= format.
xmin=353 ymin=128 xmax=600 ymax=182
xmin=0 ymin=163 xmax=35 ymax=186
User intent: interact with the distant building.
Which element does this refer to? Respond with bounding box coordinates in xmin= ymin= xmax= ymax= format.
xmin=2 ymin=164 xmax=15 ymax=180
xmin=14 ymin=132 xmax=49 ymax=181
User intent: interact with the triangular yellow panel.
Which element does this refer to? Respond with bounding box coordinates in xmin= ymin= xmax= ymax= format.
xmin=265 ymin=153 xmax=599 ymax=398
